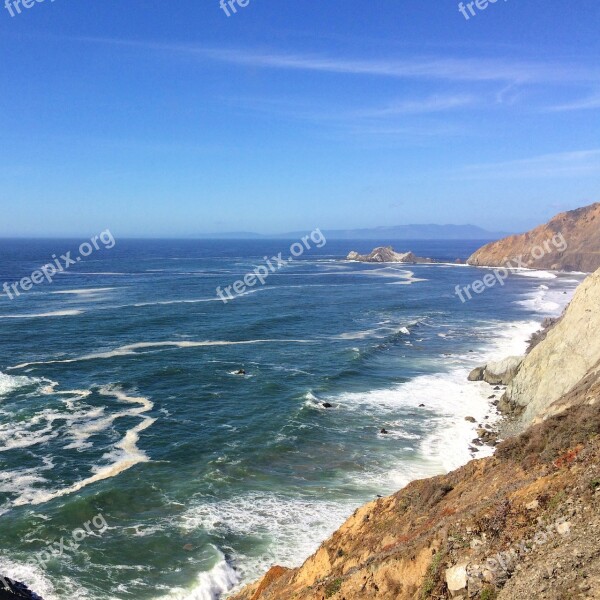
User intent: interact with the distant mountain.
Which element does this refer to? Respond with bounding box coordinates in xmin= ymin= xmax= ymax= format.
xmin=190 ymin=231 xmax=266 ymax=239
xmin=192 ymin=224 xmax=508 ymax=240
xmin=289 ymin=224 xmax=508 ymax=240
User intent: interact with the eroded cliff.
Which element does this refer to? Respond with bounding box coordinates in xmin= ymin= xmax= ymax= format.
xmin=467 ymin=202 xmax=600 ymax=273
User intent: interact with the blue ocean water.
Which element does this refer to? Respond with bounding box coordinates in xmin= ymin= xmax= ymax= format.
xmin=0 ymin=239 xmax=583 ymax=599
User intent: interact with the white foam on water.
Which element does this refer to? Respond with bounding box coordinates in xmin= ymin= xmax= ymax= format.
xmin=514 ymin=270 xmax=557 ymax=279
xmin=11 ymin=387 xmax=156 ymax=507
xmin=0 ymin=556 xmax=60 ymax=600
xmin=0 ymin=410 xmax=59 ymax=452
xmin=156 ymin=549 xmax=238 ymax=600
xmin=0 ymin=310 xmax=83 ymax=319
xmin=50 ymin=288 xmax=115 ymax=295
xmin=178 ymin=493 xmax=356 ymax=594
xmin=321 ymin=319 xmax=542 ymax=489
xmin=0 ymin=554 xmax=95 ymax=600
xmin=0 ymin=458 xmax=54 ymax=516
xmin=9 ymin=339 xmax=316 ymax=370
xmin=334 ymin=328 xmax=387 ymax=340
xmin=0 ymin=372 xmax=39 ymax=397
xmin=514 ymin=282 xmax=576 ymax=316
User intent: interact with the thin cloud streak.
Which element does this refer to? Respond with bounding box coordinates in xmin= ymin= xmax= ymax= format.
xmin=73 ymin=36 xmax=600 ymax=85
xmin=548 ymin=94 xmax=600 ymax=112
xmin=349 ymin=95 xmax=475 ymax=117
xmin=456 ymin=149 xmax=600 ymax=179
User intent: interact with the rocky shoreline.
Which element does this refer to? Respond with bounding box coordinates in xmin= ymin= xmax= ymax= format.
xmin=229 ymin=267 xmax=600 ymax=600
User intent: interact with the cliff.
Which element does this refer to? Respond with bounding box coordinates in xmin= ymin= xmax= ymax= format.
xmin=501 ymin=267 xmax=600 ymax=426
xmin=467 ymin=202 xmax=600 ymax=272
xmin=347 ymin=247 xmax=436 ymax=264
xmin=229 ymin=268 xmax=600 ymax=600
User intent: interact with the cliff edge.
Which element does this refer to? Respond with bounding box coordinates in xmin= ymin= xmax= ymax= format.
xmin=467 ymin=202 xmax=600 ymax=273
xmin=501 ymin=267 xmax=600 ymax=426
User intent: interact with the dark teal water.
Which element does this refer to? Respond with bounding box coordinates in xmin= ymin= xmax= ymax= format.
xmin=0 ymin=239 xmax=582 ymax=599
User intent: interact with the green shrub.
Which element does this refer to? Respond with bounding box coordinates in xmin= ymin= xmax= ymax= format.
xmin=481 ymin=586 xmax=498 ymax=600
xmin=325 ymin=578 xmax=342 ymax=598
xmin=421 ymin=548 xmax=446 ymax=598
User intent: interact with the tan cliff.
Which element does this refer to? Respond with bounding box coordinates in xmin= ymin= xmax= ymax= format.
xmin=467 ymin=202 xmax=600 ymax=273
xmin=501 ymin=267 xmax=600 ymax=426
xmin=229 ymin=267 xmax=600 ymax=600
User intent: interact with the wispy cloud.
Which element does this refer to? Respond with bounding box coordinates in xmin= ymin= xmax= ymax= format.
xmin=228 ymin=93 xmax=475 ymax=121
xmin=349 ymin=94 xmax=475 ymax=117
xmin=220 ymin=93 xmax=471 ymax=142
xmin=547 ymin=93 xmax=600 ymax=111
xmin=74 ymin=37 xmax=600 ymax=85
xmin=457 ymin=149 xmax=600 ymax=179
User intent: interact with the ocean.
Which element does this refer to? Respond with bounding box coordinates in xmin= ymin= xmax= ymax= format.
xmin=0 ymin=238 xmax=583 ymax=599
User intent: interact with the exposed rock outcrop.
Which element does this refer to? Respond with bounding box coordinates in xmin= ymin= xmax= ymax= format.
xmin=346 ymin=246 xmax=436 ymax=264
xmin=502 ymin=266 xmax=600 ymax=425
xmin=468 ymin=356 xmax=524 ymax=386
xmin=468 ymin=202 xmax=600 ymax=273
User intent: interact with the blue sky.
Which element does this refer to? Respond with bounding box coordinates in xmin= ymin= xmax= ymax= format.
xmin=1 ymin=0 xmax=599 ymax=237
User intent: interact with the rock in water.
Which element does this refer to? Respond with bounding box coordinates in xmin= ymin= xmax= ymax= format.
xmin=346 ymin=246 xmax=436 ymax=264
xmin=467 ymin=358 xmax=523 ymax=385
xmin=482 ymin=356 xmax=524 ymax=385
xmin=0 ymin=577 xmax=44 ymax=600
xmin=468 ymin=366 xmax=485 ymax=381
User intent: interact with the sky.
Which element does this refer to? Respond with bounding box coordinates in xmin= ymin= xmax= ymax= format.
xmin=0 ymin=0 xmax=599 ymax=237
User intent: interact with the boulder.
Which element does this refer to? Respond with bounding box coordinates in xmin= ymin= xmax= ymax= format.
xmin=446 ymin=563 xmax=468 ymax=597
xmin=468 ymin=366 xmax=486 ymax=382
xmin=482 ymin=356 xmax=524 ymax=385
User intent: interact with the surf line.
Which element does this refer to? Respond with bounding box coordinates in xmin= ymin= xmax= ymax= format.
xmin=8 ymin=339 xmax=318 ymax=370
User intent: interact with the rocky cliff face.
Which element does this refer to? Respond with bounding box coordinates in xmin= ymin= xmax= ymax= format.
xmin=229 ymin=267 xmax=600 ymax=600
xmin=502 ymin=267 xmax=600 ymax=426
xmin=467 ymin=202 xmax=600 ymax=272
